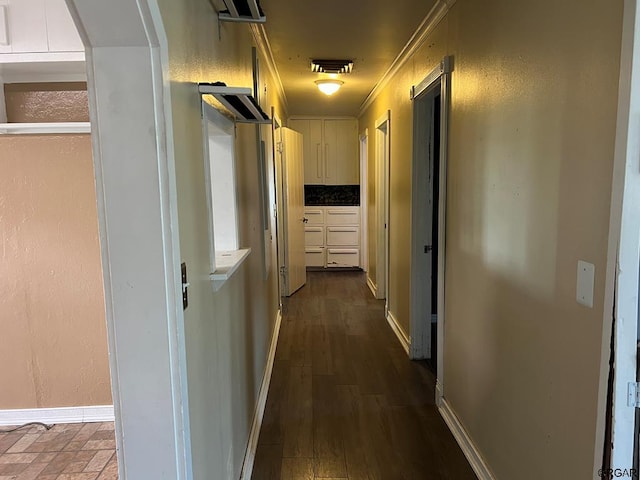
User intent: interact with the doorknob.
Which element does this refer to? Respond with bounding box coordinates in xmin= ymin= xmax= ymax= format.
xmin=424 ymin=245 xmax=433 ymax=253
xmin=303 ymin=217 xmax=309 ymax=223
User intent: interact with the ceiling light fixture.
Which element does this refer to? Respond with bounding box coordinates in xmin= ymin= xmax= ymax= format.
xmin=315 ymin=79 xmax=344 ymax=96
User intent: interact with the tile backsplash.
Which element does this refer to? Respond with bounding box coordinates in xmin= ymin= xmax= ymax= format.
xmin=304 ymin=185 xmax=360 ymax=206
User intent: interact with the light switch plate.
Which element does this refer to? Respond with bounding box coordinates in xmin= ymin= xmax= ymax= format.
xmin=577 ymin=260 xmax=595 ymax=308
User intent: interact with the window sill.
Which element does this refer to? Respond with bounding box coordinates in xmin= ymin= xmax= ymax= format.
xmin=0 ymin=122 xmax=90 ymax=134
xmin=209 ymin=248 xmax=251 ymax=292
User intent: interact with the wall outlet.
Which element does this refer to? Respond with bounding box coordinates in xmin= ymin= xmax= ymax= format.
xmin=576 ymin=260 xmax=595 ymax=308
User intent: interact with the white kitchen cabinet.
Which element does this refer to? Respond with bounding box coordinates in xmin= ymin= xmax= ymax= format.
xmin=289 ymin=118 xmax=359 ymax=186
xmin=325 ymin=208 xmax=360 ymax=225
xmin=324 ymin=119 xmax=359 ymax=185
xmin=44 ymin=0 xmax=84 ymax=52
xmin=304 ymin=206 xmax=360 ymax=268
xmin=303 ymin=207 xmax=324 ymax=225
xmin=327 ymin=249 xmax=360 ymax=268
xmin=326 ymin=226 xmax=359 ymax=246
xmin=0 ymin=0 xmax=83 ymax=56
xmin=305 ymin=248 xmax=325 ymax=268
xmin=304 ymin=226 xmax=324 ymax=246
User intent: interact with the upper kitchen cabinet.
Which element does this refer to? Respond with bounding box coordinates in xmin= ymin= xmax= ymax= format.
xmin=289 ymin=117 xmax=359 ymax=185
xmin=0 ymin=0 xmax=83 ymax=56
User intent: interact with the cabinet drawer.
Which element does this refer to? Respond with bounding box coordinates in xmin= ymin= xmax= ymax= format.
xmin=305 ymin=226 xmax=324 ymax=246
xmin=305 ymin=248 xmax=325 ymax=267
xmin=327 ymin=248 xmax=359 ymax=268
xmin=326 ymin=226 xmax=359 ymax=246
xmin=304 ymin=209 xmax=324 ymax=225
xmin=325 ymin=208 xmax=359 ymax=225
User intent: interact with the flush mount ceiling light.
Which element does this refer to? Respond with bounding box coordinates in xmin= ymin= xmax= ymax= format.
xmin=311 ymin=59 xmax=353 ymax=74
xmin=315 ymin=79 xmax=344 ymax=96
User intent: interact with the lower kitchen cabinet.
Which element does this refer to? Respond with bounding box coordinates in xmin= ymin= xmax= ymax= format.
xmin=305 ymin=247 xmax=325 ymax=267
xmin=326 ymin=248 xmax=360 ymax=268
xmin=304 ymin=206 xmax=360 ymax=268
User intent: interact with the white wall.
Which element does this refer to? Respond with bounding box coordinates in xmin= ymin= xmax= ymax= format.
xmin=155 ymin=1 xmax=284 ymax=478
xmin=67 ymin=0 xmax=284 ymax=477
xmin=359 ymin=0 xmax=625 ymax=478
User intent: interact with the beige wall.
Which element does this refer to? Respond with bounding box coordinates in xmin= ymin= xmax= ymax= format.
xmin=360 ymin=1 xmax=623 ymax=478
xmin=0 ymin=134 xmax=111 ymax=409
xmin=156 ymin=1 xmax=284 ymax=478
xmin=4 ymin=83 xmax=90 ymax=123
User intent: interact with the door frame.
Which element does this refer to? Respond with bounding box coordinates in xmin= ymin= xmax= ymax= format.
xmin=272 ymin=112 xmax=286 ymax=300
xmin=66 ymin=1 xmax=192 ymax=478
xmin=409 ymin=58 xmax=451 ymax=375
xmin=595 ymin=0 xmax=640 ymax=473
xmin=360 ymin=130 xmax=369 ymax=272
xmin=375 ymin=112 xmax=390 ymax=306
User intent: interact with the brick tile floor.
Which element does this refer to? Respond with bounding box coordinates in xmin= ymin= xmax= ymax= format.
xmin=0 ymin=423 xmax=117 ymax=480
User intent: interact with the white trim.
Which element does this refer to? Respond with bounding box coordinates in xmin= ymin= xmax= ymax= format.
xmin=0 ymin=52 xmax=85 ymax=64
xmin=435 ymin=380 xmax=444 ymax=406
xmin=436 ymin=64 xmax=451 ymax=389
xmin=375 ymin=112 xmax=390 ymax=303
xmin=0 ymin=405 xmax=114 ymax=426
xmin=386 ymin=310 xmax=410 ymax=356
xmin=438 ymin=399 xmax=496 ymax=480
xmin=366 ymin=275 xmax=377 ymax=298
xmin=67 ymin=1 xmax=192 ymax=478
xmin=411 ymin=57 xmax=452 ymax=100
xmin=240 ymin=310 xmax=282 ymax=480
xmin=250 ymin=24 xmax=288 ymax=113
xmin=358 ymin=0 xmax=456 ymax=117
xmin=359 ymin=131 xmax=369 ymax=272
xmin=409 ymin=70 xmax=437 ymax=360
xmin=210 ymin=248 xmax=251 ymax=287
xmin=596 ymin=0 xmax=640 ymax=472
xmin=0 ymin=76 xmax=6 ymax=123
xmin=0 ymin=122 xmax=90 ymax=134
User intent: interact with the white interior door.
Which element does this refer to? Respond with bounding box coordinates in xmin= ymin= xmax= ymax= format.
xmin=280 ymin=127 xmax=306 ymax=296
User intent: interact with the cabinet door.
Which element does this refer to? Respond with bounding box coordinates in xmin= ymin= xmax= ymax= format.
xmin=335 ymin=119 xmax=359 ymax=184
xmin=307 ymin=119 xmax=323 ymax=184
xmin=323 ymin=119 xmax=338 ymax=184
xmin=290 ymin=119 xmax=324 ymax=185
xmin=5 ymin=0 xmax=48 ymax=53
xmin=45 ymin=0 xmax=83 ymax=52
xmin=324 ymin=119 xmax=359 ymax=185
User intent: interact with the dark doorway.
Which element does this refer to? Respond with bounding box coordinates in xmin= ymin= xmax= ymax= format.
xmin=426 ymin=93 xmax=441 ymax=375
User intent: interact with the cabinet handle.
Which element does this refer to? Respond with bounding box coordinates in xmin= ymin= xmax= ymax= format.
xmin=316 ymin=143 xmax=322 ymax=179
xmin=325 ymin=144 xmax=329 ymax=179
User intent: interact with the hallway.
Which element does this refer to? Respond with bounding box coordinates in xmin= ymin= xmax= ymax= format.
xmin=252 ymin=271 xmax=477 ymax=479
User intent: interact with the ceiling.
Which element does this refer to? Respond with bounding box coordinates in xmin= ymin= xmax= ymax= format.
xmin=260 ymin=0 xmax=438 ymax=117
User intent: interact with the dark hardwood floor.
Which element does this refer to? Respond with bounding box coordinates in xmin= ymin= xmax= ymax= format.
xmin=252 ymin=270 xmax=477 ymax=480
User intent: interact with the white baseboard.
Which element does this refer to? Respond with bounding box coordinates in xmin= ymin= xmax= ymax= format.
xmin=366 ymin=275 xmax=377 ymax=298
xmin=0 ymin=405 xmax=114 ymax=426
xmin=240 ymin=309 xmax=282 ymax=480
xmin=438 ymin=398 xmax=495 ymax=480
xmin=386 ymin=310 xmax=410 ymax=356
xmin=435 ymin=380 xmax=444 ymax=406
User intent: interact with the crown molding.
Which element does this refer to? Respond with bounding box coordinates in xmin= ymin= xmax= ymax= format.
xmin=250 ymin=23 xmax=288 ymax=114
xmin=358 ymin=0 xmax=456 ymax=117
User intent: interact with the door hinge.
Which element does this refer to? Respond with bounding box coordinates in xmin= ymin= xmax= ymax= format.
xmin=424 ymin=245 xmax=433 ymax=253
xmin=628 ymin=382 xmax=640 ymax=408
xmin=280 ymin=266 xmax=287 ymax=275
xmin=277 ymin=142 xmax=283 ymax=153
